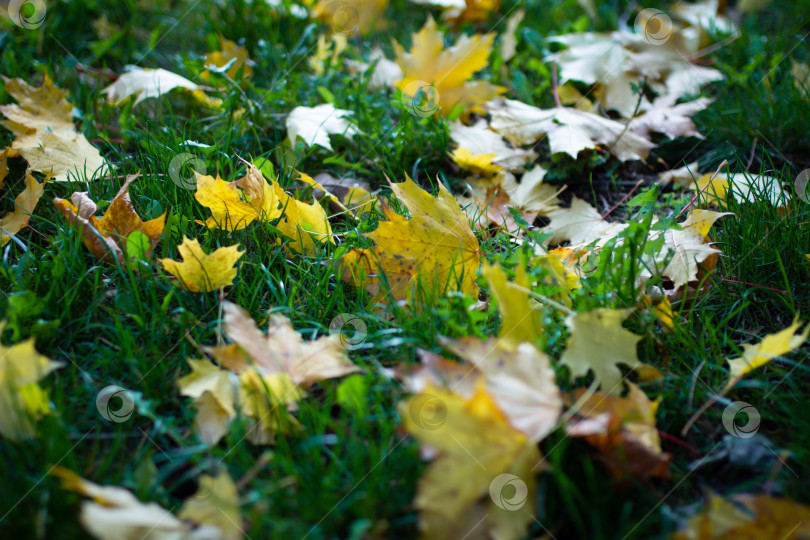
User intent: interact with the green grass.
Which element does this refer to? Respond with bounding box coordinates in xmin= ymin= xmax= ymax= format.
xmin=2 ymin=0 xmax=810 ymax=538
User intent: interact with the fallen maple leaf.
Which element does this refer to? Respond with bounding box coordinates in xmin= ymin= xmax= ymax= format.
xmin=725 ymin=317 xmax=810 ymax=390
xmin=1 ymin=75 xmax=107 ymax=181
xmin=159 ymin=237 xmax=244 ymax=292
xmin=694 ymin=172 xmax=788 ymax=208
xmin=410 ymin=0 xmax=499 ymax=24
xmin=53 ymin=174 xmax=166 ymax=264
xmin=0 ymin=172 xmax=47 ymax=246
xmin=286 ymin=104 xmax=358 ymax=151
xmin=180 ymin=301 xmax=357 ymax=444
xmin=394 ymin=17 xmax=505 ymax=116
xmin=53 ymin=467 xmax=242 ymax=540
xmin=340 ymin=175 xmax=480 ymax=304
xmin=543 ymin=196 xmax=628 ymax=248
xmin=439 ymin=336 xmax=562 ymax=443
xmin=566 ymin=382 xmax=670 ymax=479
xmin=308 ymin=34 xmax=348 ymax=76
xmin=487 ymin=99 xmax=654 ymax=162
xmin=560 ymin=308 xmax=642 ymax=395
xmin=449 ymin=120 xmax=537 ymax=171
xmin=215 ymin=300 xmax=359 ymax=388
xmin=672 ymin=492 xmax=810 ymax=540
xmin=177 ymin=358 xmax=237 ymax=445
xmin=195 ymin=166 xmax=282 ymax=231
xmin=652 ymin=209 xmax=731 ymax=291
xmin=103 ymin=66 xmax=210 ymax=107
xmin=0 ymin=75 xmax=75 ymax=143
xmin=450 ymin=147 xmax=503 ymax=177
xmin=202 ymin=36 xmax=253 ymax=82
xmin=400 ymin=383 xmax=540 ymax=540
xmin=0 ymin=321 xmax=63 ymax=441
xmin=482 ymin=261 xmax=541 ymax=349
xmin=629 ymin=96 xmax=713 ymax=140
xmin=547 ymin=32 xmax=723 ymax=117
xmin=312 ymin=0 xmax=388 ymax=35
xmin=196 ymin=164 xmax=334 ymax=253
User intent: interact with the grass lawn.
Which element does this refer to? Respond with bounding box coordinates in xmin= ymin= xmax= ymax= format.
xmin=1 ymin=0 xmax=810 ymax=538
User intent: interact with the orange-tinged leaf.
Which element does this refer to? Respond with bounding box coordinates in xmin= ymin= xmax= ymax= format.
xmin=53 ymin=174 xmax=165 ymax=263
xmin=566 ymin=382 xmax=670 ymax=479
xmin=159 ymin=237 xmax=244 ymax=292
xmin=0 ymin=173 xmax=46 ymax=246
xmin=340 ymin=175 xmax=480 ymax=304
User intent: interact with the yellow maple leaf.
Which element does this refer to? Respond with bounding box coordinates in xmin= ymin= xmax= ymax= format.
xmin=196 ymin=165 xmax=333 ymax=253
xmin=312 ymin=0 xmax=388 ymax=36
xmin=0 ymin=321 xmax=63 ymax=441
xmin=53 ymin=174 xmax=166 ymax=264
xmin=177 ymin=358 xmax=236 ymax=445
xmin=445 ymin=0 xmax=500 ymax=24
xmin=214 ymin=301 xmax=359 ymax=388
xmin=0 ymin=173 xmax=47 ymax=246
xmin=340 ymin=175 xmax=480 ymax=304
xmin=1 ymin=75 xmax=108 ymax=182
xmin=159 ymin=237 xmax=244 ymax=292
xmin=0 ymin=74 xmax=74 ymax=143
xmin=725 ymin=317 xmax=810 ymax=390
xmin=673 ymin=493 xmax=810 ymax=540
xmin=439 ymin=336 xmax=562 ymax=443
xmin=53 ymin=467 xmax=242 ymax=540
xmin=178 ymin=471 xmax=242 ymax=540
xmin=481 ymin=261 xmax=541 ymax=349
xmin=308 ymin=33 xmax=348 ymax=75
xmin=202 ymin=36 xmax=253 ymax=82
xmin=195 ymin=165 xmax=282 ymax=231
xmin=181 ymin=301 xmax=358 ymax=444
xmin=394 ymin=17 xmax=505 ymax=116
xmin=272 ymin=176 xmax=334 ymax=253
xmin=560 ymin=308 xmax=642 ymax=395
xmin=400 ymin=384 xmax=540 ymax=540
xmin=450 ymin=146 xmax=503 ymax=176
